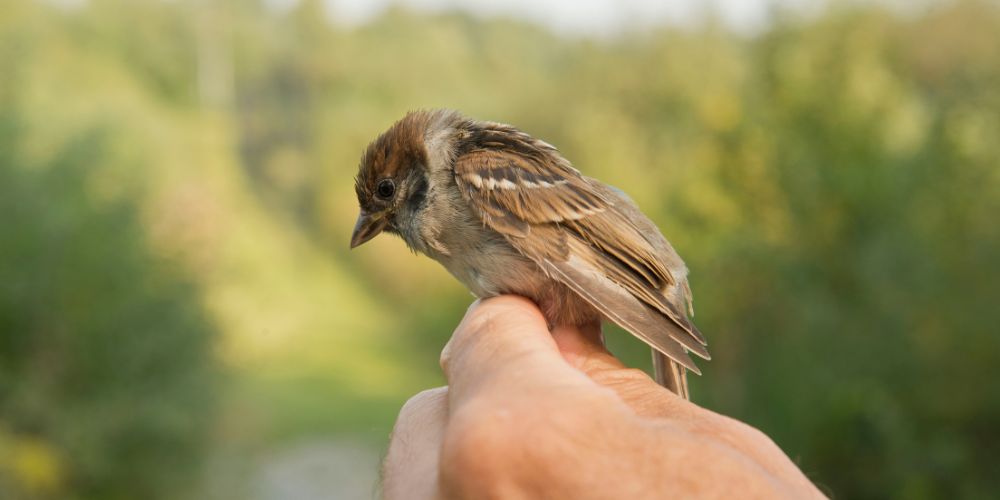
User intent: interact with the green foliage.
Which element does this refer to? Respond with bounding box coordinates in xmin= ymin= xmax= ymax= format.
xmin=1 ymin=0 xmax=998 ymax=498
xmin=0 ymin=105 xmax=217 ymax=498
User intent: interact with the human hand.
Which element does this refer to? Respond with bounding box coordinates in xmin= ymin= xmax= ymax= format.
xmin=382 ymin=296 xmax=825 ymax=499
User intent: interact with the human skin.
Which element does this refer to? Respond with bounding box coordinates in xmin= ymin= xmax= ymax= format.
xmin=382 ymin=296 xmax=826 ymax=499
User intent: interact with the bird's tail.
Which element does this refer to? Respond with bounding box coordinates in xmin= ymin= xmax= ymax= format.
xmin=653 ymin=350 xmax=689 ymax=400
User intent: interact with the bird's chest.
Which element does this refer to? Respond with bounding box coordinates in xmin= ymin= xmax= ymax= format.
xmin=431 ymin=229 xmax=542 ymax=299
xmin=437 ymin=245 xmax=600 ymax=325
xmin=401 ymin=186 xmax=543 ymax=298
xmin=428 ymin=228 xmax=598 ymax=326
xmin=398 ymin=178 xmax=598 ymax=325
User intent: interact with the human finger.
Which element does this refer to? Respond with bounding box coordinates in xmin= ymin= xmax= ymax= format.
xmin=382 ymin=387 xmax=449 ymax=500
xmin=440 ymin=296 xmax=593 ymax=407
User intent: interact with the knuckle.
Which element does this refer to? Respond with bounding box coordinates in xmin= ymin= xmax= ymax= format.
xmin=442 ymin=305 xmax=499 ymax=375
xmin=398 ymin=387 xmax=448 ymax=420
xmin=393 ymin=387 xmax=448 ymax=433
xmin=439 ymin=339 xmax=454 ymax=374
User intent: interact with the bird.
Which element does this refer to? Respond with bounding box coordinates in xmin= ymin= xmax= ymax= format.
xmin=350 ymin=109 xmax=709 ymax=399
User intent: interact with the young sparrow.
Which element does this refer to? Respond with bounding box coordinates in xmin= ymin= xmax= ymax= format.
xmin=351 ymin=110 xmax=709 ymax=398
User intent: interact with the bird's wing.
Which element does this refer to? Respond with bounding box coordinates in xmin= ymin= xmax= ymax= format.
xmin=453 ymin=127 xmax=709 ymax=371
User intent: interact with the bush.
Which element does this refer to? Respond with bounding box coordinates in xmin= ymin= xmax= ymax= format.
xmin=0 ymin=109 xmax=218 ymax=500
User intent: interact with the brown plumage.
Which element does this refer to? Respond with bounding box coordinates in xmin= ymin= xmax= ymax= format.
xmin=351 ymin=109 xmax=709 ymax=398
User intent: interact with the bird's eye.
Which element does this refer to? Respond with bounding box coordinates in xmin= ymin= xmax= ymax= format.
xmin=376 ymin=178 xmax=396 ymax=199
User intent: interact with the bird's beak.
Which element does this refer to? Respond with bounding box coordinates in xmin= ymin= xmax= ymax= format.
xmin=350 ymin=210 xmax=388 ymax=249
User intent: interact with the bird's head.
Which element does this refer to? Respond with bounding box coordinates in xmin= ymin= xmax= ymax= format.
xmin=351 ymin=111 xmax=448 ymax=249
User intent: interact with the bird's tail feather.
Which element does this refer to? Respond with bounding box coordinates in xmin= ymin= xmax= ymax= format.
xmin=653 ymin=350 xmax=689 ymax=400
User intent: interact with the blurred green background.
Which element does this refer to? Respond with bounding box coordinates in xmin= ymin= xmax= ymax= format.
xmin=2 ymin=0 xmax=999 ymax=498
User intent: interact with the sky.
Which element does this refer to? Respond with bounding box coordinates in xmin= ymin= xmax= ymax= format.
xmin=319 ymin=0 xmax=828 ymax=36
xmin=48 ymin=0 xmax=940 ymax=36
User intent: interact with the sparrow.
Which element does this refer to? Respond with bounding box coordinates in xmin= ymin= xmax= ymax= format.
xmin=351 ymin=110 xmax=709 ymax=399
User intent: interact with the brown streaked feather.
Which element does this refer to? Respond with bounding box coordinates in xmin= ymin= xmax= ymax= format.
xmin=541 ymin=253 xmax=700 ymax=373
xmin=557 ymin=235 xmax=710 ymax=360
xmin=453 ymin=123 xmax=709 ymax=371
xmin=455 ymin=147 xmax=681 ymax=302
xmin=596 ymin=184 xmax=708 ymax=347
xmin=457 ymin=149 xmax=604 ymax=224
xmin=653 ymin=350 xmax=689 ymax=398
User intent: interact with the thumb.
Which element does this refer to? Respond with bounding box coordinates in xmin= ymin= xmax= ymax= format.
xmin=441 ymin=296 xmax=593 ymax=409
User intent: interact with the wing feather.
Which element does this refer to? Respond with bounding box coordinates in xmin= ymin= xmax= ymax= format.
xmin=453 ymin=125 xmax=709 ymax=369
